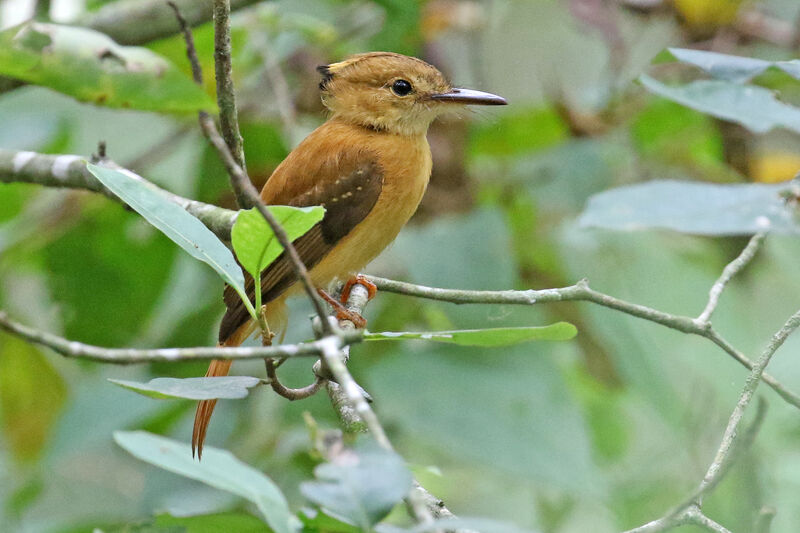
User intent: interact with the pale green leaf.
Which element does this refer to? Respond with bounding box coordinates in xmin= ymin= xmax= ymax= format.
xmin=579 ymin=179 xmax=799 ymax=236
xmin=0 ymin=22 xmax=215 ymax=112
xmin=108 ymin=376 xmax=262 ymax=400
xmin=85 ymin=164 xmax=253 ymax=317
xmin=661 ymin=47 xmax=800 ymax=83
xmin=300 ymin=440 xmax=412 ymax=529
xmin=364 ymin=323 xmax=577 ymax=346
xmin=114 ymin=431 xmax=298 ymax=533
xmin=639 ymin=75 xmax=800 ymax=134
xmin=232 ymin=206 xmax=325 ymax=278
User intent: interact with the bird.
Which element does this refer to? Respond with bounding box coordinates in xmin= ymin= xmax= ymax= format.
xmin=192 ymin=51 xmax=507 ymax=458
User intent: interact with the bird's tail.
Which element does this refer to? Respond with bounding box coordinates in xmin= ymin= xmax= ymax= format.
xmin=192 ymin=298 xmax=288 ymax=459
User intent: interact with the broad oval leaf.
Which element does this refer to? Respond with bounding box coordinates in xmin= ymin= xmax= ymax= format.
xmin=639 ymin=75 xmax=800 ymax=135
xmin=364 ymin=323 xmax=577 ymax=347
xmin=660 ymin=47 xmax=800 ymax=83
xmin=114 ymin=431 xmax=298 ymax=533
xmin=300 ymin=440 xmax=413 ymax=530
xmin=579 ymin=179 xmax=800 ymax=236
xmin=232 ymin=206 xmax=325 ymax=278
xmin=85 ymin=164 xmax=254 ymax=318
xmin=0 ymin=22 xmax=215 ymax=112
xmin=108 ymin=376 xmax=262 ymax=400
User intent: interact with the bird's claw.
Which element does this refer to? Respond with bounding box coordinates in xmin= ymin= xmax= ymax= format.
xmin=340 ymin=275 xmax=378 ymax=304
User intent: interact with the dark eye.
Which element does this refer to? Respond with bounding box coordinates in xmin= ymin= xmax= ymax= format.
xmin=391 ymin=79 xmax=413 ymax=96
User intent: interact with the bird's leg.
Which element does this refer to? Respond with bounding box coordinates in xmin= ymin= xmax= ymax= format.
xmin=339 ymin=275 xmax=378 ymax=304
xmin=316 ymin=288 xmax=368 ymax=329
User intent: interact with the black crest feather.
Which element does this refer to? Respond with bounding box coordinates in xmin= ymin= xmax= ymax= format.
xmin=317 ymin=65 xmax=333 ymax=90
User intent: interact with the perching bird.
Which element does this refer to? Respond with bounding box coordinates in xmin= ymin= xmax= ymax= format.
xmin=192 ymin=52 xmax=506 ymax=458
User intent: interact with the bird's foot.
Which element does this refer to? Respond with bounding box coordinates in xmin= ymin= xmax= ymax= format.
xmin=316 ymin=288 xmax=368 ymax=329
xmin=340 ymin=275 xmax=378 ymax=304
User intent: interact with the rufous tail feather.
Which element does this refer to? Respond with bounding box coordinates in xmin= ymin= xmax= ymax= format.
xmin=192 ymin=298 xmax=288 ymax=459
xmin=192 ymin=357 xmax=232 ymax=459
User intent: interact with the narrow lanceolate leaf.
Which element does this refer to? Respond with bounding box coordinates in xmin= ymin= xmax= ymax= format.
xmin=639 ymin=75 xmax=800 ymax=135
xmin=231 ymin=206 xmax=325 ymax=278
xmin=579 ymin=179 xmax=800 ymax=236
xmin=659 ymin=48 xmax=800 ymax=83
xmin=300 ymin=440 xmax=413 ymax=529
xmin=0 ymin=22 xmax=215 ymax=112
xmin=114 ymin=431 xmax=298 ymax=533
xmin=85 ymin=164 xmax=253 ymax=317
xmin=108 ymin=376 xmax=262 ymax=400
xmin=364 ymin=323 xmax=577 ymax=347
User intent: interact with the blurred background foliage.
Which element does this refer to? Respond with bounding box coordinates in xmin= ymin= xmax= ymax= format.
xmin=2 ymin=0 xmax=800 ymax=531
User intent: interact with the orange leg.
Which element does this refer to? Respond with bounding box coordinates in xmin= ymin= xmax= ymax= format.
xmin=340 ymin=275 xmax=378 ymax=304
xmin=317 ymin=288 xmax=368 ymax=329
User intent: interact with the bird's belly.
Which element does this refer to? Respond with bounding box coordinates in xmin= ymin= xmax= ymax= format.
xmin=307 ymin=156 xmax=430 ymax=290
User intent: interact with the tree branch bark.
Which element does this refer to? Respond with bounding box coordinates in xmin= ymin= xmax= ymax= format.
xmin=79 ymin=0 xmax=263 ymax=46
xmin=0 ymin=147 xmax=235 ymax=241
xmin=0 ymin=310 xmax=361 ymax=364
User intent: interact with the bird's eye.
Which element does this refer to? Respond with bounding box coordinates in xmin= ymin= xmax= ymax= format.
xmin=391 ymin=79 xmax=413 ymax=96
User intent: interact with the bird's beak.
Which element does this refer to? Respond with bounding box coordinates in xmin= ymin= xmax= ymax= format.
xmin=430 ymin=87 xmax=508 ymax=106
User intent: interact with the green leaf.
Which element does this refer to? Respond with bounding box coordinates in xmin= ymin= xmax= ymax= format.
xmin=660 ymin=47 xmax=800 ymax=83
xmin=364 ymin=323 xmax=577 ymax=346
xmin=578 ymin=179 xmax=799 ymax=236
xmin=108 ymin=376 xmax=262 ymax=400
xmin=299 ymin=508 xmax=363 ymax=533
xmin=114 ymin=431 xmax=298 ymax=533
xmin=154 ymin=511 xmax=271 ymax=533
xmin=639 ymin=75 xmax=800 ymax=135
xmin=85 ymin=164 xmax=253 ymax=318
xmin=231 ymin=206 xmax=325 ymax=278
xmin=300 ymin=440 xmax=413 ymax=529
xmin=0 ymin=22 xmax=215 ymax=112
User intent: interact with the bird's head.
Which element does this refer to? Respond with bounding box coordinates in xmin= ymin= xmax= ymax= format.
xmin=318 ymin=52 xmax=507 ymax=136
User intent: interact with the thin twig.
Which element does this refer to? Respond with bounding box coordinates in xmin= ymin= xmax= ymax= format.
xmin=213 ymin=0 xmax=248 ymax=185
xmin=0 ymin=311 xmax=361 ymax=364
xmin=699 ymin=310 xmax=800 ymax=494
xmin=265 ymin=358 xmax=324 ymax=400
xmin=623 ymin=307 xmax=800 ymax=533
xmin=697 ymin=233 xmax=765 ymax=324
xmin=320 ymin=282 xmax=443 ymax=525
xmin=366 ymin=274 xmax=800 ymax=409
xmin=659 ymin=398 xmax=768 ymax=523
xmin=168 ymin=2 xmax=204 ymax=85
xmin=169 ymin=1 xmax=333 ymax=334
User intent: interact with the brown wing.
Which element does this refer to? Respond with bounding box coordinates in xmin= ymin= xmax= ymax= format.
xmin=218 ymin=152 xmax=383 ymax=343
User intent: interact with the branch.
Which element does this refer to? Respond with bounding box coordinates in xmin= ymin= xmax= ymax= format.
xmin=79 ymin=0 xmax=262 ymax=46
xmin=365 ymin=234 xmax=800 ymax=411
xmin=697 ymin=233 xmax=764 ymax=324
xmin=213 ymin=0 xmax=247 ymax=180
xmin=0 ymin=310 xmax=361 ymax=364
xmin=0 ymin=147 xmax=235 ymax=241
xmin=320 ymin=281 xmax=458 ymax=525
xmin=167 ymin=0 xmax=331 ymax=333
xmin=622 ymin=306 xmax=800 ymax=533
xmin=699 ymin=310 xmax=800 ymax=495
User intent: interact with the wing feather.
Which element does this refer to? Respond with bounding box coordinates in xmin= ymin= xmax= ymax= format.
xmin=218 ymin=152 xmax=383 ymax=342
